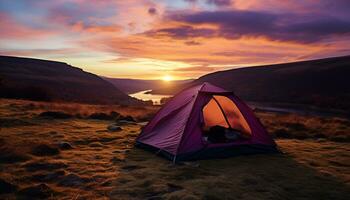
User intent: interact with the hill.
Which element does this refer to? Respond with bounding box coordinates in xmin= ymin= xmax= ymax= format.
xmin=103 ymin=77 xmax=193 ymax=94
xmin=152 ymin=55 xmax=350 ymax=111
xmin=0 ymin=56 xmax=141 ymax=105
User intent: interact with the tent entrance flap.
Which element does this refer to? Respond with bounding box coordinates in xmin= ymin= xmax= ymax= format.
xmin=202 ymin=95 xmax=252 ymax=135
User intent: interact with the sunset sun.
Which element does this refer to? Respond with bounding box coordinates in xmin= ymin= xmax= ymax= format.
xmin=162 ymin=75 xmax=173 ymax=82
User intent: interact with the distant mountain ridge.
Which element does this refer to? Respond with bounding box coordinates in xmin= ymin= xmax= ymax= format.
xmin=152 ymin=55 xmax=350 ymax=111
xmin=0 ymin=55 xmax=141 ymax=105
xmin=103 ymin=77 xmax=193 ymax=94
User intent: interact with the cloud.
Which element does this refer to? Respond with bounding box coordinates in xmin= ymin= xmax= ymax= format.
xmin=144 ymin=25 xmax=216 ymax=39
xmin=0 ymin=12 xmax=54 ymax=40
xmin=206 ymin=0 xmax=232 ymax=6
xmin=184 ymin=40 xmax=201 ymax=45
xmin=173 ymin=66 xmax=215 ymax=72
xmin=148 ymin=7 xmax=157 ymax=15
xmin=167 ymin=10 xmax=350 ymax=43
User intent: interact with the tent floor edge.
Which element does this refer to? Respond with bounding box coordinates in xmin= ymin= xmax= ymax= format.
xmin=135 ymin=142 xmax=279 ymax=162
xmin=176 ymin=144 xmax=280 ymax=161
xmin=135 ymin=141 xmax=176 ymax=161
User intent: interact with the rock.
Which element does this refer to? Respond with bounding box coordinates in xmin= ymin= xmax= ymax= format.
xmin=117 ymin=115 xmax=135 ymax=122
xmin=57 ymin=142 xmax=73 ymax=150
xmin=58 ymin=173 xmax=91 ymax=187
xmin=115 ymin=120 xmax=136 ymax=126
xmin=107 ymin=124 xmax=122 ymax=132
xmin=31 ymin=144 xmax=60 ymax=156
xmin=110 ymin=111 xmax=121 ymax=119
xmin=17 ymin=183 xmax=55 ymax=199
xmin=0 ymin=178 xmax=17 ymax=194
xmin=89 ymin=142 xmax=103 ymax=147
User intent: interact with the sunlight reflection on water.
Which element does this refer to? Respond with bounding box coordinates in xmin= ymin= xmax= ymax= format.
xmin=129 ymin=90 xmax=172 ymax=105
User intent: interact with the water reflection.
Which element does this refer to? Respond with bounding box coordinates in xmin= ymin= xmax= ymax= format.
xmin=129 ymin=90 xmax=172 ymax=105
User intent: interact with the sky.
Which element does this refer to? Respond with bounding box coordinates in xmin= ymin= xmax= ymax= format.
xmin=1 ymin=0 xmax=350 ymax=80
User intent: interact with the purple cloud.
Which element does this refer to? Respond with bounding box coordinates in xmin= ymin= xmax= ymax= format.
xmin=206 ymin=0 xmax=231 ymax=6
xmin=148 ymin=7 xmax=157 ymax=15
xmin=145 ymin=25 xmax=216 ymax=39
xmin=169 ymin=10 xmax=350 ymax=43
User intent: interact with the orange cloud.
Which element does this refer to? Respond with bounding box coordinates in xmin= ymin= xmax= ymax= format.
xmin=0 ymin=13 xmax=55 ymax=40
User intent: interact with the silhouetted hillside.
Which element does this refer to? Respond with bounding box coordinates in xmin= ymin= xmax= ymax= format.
xmin=153 ymin=56 xmax=350 ymax=110
xmin=103 ymin=77 xmax=193 ymax=94
xmin=0 ymin=56 xmax=141 ymax=105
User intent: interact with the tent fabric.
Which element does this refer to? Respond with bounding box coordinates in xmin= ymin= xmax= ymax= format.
xmin=136 ymin=82 xmax=277 ymax=161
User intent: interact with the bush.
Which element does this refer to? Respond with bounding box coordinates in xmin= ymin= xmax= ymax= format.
xmin=88 ymin=111 xmax=121 ymax=120
xmin=38 ymin=111 xmax=72 ymax=119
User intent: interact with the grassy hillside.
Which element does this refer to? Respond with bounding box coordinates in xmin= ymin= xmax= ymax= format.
xmin=152 ymin=56 xmax=350 ymax=111
xmin=0 ymin=56 xmax=141 ymax=105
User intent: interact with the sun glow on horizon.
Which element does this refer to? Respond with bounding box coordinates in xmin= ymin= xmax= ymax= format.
xmin=162 ymin=75 xmax=173 ymax=82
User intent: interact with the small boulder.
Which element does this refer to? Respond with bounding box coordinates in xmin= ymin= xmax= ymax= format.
xmin=89 ymin=142 xmax=103 ymax=147
xmin=57 ymin=142 xmax=73 ymax=150
xmin=118 ymin=115 xmax=135 ymax=122
xmin=107 ymin=124 xmax=122 ymax=132
xmin=0 ymin=178 xmax=17 ymax=194
xmin=17 ymin=183 xmax=55 ymax=199
xmin=115 ymin=120 xmax=136 ymax=126
xmin=31 ymin=144 xmax=60 ymax=156
xmin=110 ymin=111 xmax=121 ymax=119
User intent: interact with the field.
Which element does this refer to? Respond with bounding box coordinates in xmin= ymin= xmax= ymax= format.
xmin=0 ymin=99 xmax=349 ymax=199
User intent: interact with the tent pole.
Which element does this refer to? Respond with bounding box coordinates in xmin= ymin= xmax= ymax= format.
xmin=212 ymin=96 xmax=232 ymax=129
xmin=172 ymin=155 xmax=177 ymax=164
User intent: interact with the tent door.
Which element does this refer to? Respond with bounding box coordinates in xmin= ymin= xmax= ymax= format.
xmin=202 ymin=95 xmax=252 ymax=143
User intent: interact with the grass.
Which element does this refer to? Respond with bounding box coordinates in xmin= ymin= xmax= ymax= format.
xmin=0 ymin=98 xmax=349 ymax=199
xmin=257 ymin=111 xmax=350 ymax=142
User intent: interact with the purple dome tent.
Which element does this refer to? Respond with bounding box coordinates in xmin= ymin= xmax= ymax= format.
xmin=136 ymin=82 xmax=278 ymax=162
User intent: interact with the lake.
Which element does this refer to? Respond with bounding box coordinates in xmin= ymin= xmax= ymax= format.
xmin=129 ymin=90 xmax=173 ymax=105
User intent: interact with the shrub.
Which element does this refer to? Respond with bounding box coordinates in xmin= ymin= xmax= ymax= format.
xmin=38 ymin=111 xmax=72 ymax=119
